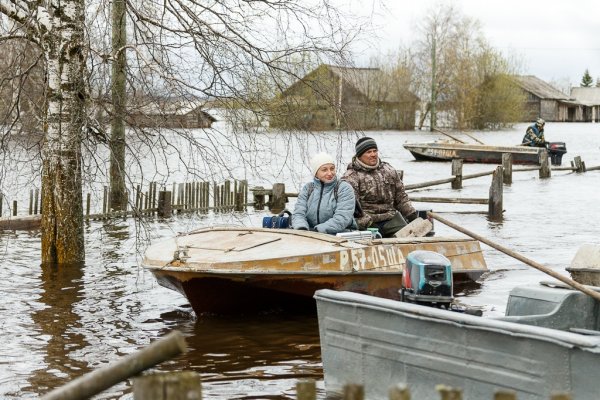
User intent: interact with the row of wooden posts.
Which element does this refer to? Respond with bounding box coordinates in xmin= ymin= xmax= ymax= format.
xmin=1 ymin=153 xmax=597 ymax=222
xmin=40 ymin=331 xmax=574 ymax=400
xmin=132 ymin=375 xmax=574 ymax=400
xmin=0 ymin=179 xmax=250 ymax=219
xmin=254 ymin=153 xmax=597 ymax=221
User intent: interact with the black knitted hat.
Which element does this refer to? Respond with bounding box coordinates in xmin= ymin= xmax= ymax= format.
xmin=355 ymin=137 xmax=378 ymax=158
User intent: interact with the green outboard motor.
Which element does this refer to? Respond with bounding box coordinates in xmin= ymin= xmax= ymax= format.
xmin=400 ymin=250 xmax=453 ymax=308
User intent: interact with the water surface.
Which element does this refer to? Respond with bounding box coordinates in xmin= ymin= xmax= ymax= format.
xmin=1 ymin=123 xmax=599 ymax=398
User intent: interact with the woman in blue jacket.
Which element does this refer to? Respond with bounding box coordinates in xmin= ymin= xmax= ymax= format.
xmin=292 ymin=152 xmax=356 ymax=234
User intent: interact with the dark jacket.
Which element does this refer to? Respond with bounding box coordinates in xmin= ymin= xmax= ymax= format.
xmin=522 ymin=124 xmax=545 ymax=147
xmin=342 ymin=158 xmax=416 ymax=230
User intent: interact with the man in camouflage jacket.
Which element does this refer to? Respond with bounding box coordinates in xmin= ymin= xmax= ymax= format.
xmin=342 ymin=137 xmax=417 ymax=237
xmin=522 ymin=118 xmax=547 ymax=147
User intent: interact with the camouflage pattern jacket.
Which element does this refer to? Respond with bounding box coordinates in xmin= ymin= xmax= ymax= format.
xmin=342 ymin=158 xmax=416 ymax=229
xmin=522 ymin=124 xmax=545 ymax=146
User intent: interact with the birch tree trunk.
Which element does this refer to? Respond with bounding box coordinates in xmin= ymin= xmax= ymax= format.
xmin=40 ymin=0 xmax=86 ymax=264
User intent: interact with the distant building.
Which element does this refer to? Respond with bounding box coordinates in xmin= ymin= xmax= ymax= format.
xmin=128 ymin=97 xmax=216 ymax=129
xmin=513 ymin=76 xmax=583 ymax=122
xmin=271 ymin=64 xmax=419 ymax=131
xmin=570 ymin=87 xmax=600 ymax=122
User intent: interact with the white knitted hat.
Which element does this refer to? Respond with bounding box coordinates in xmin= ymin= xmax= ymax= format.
xmin=310 ymin=152 xmax=335 ymax=176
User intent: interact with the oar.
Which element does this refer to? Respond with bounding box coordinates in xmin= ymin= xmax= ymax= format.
xmin=427 ymin=211 xmax=600 ymax=302
xmin=433 ymin=127 xmax=466 ymax=144
xmin=434 ymin=127 xmax=485 ymax=145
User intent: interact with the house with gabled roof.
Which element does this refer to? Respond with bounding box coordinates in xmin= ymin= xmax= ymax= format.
xmin=513 ymin=75 xmax=583 ymax=122
xmin=270 ymin=64 xmax=419 ymax=130
xmin=570 ymin=87 xmax=600 ymax=122
xmin=127 ymin=96 xmax=216 ymax=129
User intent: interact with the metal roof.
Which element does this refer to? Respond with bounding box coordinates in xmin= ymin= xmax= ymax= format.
xmin=514 ymin=75 xmax=573 ymax=101
xmin=571 ymin=87 xmax=600 ymax=106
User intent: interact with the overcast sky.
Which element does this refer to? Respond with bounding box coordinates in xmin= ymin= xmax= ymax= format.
xmin=350 ymin=0 xmax=600 ymax=89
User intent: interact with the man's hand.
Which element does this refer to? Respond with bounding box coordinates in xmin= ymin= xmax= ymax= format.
xmin=405 ymin=211 xmax=418 ymax=223
xmin=356 ymin=215 xmax=372 ymax=230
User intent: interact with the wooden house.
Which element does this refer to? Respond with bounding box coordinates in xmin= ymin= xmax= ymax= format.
xmin=570 ymin=87 xmax=600 ymax=122
xmin=270 ymin=64 xmax=419 ymax=131
xmin=513 ymin=75 xmax=583 ymax=122
xmin=127 ymin=97 xmax=216 ymax=129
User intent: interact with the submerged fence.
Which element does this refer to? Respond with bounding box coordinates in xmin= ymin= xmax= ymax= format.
xmin=0 ymin=179 xmax=249 ymax=221
xmin=2 ymin=151 xmax=599 ymax=228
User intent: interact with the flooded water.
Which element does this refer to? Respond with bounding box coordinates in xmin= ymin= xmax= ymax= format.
xmin=1 ymin=123 xmax=599 ymax=399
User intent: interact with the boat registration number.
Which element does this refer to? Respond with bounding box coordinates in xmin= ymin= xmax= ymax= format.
xmin=341 ymin=246 xmax=405 ymax=271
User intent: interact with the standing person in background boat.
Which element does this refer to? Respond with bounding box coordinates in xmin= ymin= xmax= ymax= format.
xmin=292 ymin=152 xmax=357 ymax=234
xmin=342 ymin=137 xmax=418 ymax=238
xmin=522 ymin=118 xmax=547 ymax=147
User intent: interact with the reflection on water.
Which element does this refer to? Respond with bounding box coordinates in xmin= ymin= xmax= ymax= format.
xmin=0 ymin=123 xmax=599 ymax=398
xmin=26 ymin=263 xmax=90 ymax=396
xmin=164 ymin=311 xmax=323 ymax=399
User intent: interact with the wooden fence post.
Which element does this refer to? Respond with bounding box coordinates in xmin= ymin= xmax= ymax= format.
xmin=550 ymin=393 xmax=572 ymax=400
xmin=0 ymin=193 xmax=3 ymax=216
xmin=103 ymin=186 xmax=108 ymax=215
xmin=202 ymin=182 xmax=209 ymax=212
xmin=343 ymin=383 xmax=364 ymax=400
xmin=235 ymin=180 xmax=246 ymax=212
xmin=133 ymin=371 xmax=201 ymax=400
xmin=488 ymin=166 xmax=503 ymax=221
xmin=539 ymin=149 xmax=551 ymax=178
xmin=502 ymin=153 xmax=513 ymax=184
xmin=494 ymin=389 xmax=516 ymax=400
xmin=171 ymin=183 xmax=177 ymax=209
xmin=572 ymin=156 xmax=585 ymax=173
xmin=86 ymin=193 xmax=91 ymax=218
xmin=296 ymin=379 xmax=316 ymax=400
xmin=253 ymin=186 xmax=265 ymax=210
xmin=29 ymin=189 xmax=34 ymax=215
xmin=436 ymin=384 xmax=463 ymax=400
xmin=242 ymin=180 xmax=248 ymax=209
xmin=270 ymin=183 xmax=287 ymax=214
xmin=12 ymin=200 xmax=17 ymax=216
xmin=451 ymin=159 xmax=463 ymax=189
xmin=157 ymin=191 xmax=173 ymax=218
xmin=224 ymin=180 xmax=231 ymax=210
xmin=219 ymin=183 xmax=224 ymax=211
xmin=35 ymin=188 xmax=40 ymax=214
xmin=389 ymin=384 xmax=411 ymax=400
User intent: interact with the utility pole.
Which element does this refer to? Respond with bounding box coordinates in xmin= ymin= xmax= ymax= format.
xmin=430 ymin=33 xmax=437 ymax=132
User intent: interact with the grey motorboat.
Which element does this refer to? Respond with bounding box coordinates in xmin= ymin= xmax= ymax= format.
xmin=315 ymin=281 xmax=600 ymax=399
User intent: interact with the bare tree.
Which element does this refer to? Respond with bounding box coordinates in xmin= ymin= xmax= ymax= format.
xmin=412 ymin=3 xmax=522 ymax=130
xmin=0 ymin=0 xmax=362 ymax=265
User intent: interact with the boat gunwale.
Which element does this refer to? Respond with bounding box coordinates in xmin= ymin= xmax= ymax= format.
xmin=403 ymin=142 xmax=542 ymax=154
xmin=142 ymin=230 xmax=485 ymax=272
xmin=315 ymin=288 xmax=600 ymax=350
xmin=174 ymin=226 xmax=479 ymax=246
xmin=144 ymin=266 xmax=489 ymax=275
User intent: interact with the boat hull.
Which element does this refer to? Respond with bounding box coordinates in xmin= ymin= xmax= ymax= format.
xmin=315 ymin=285 xmax=600 ymax=399
xmin=404 ymin=142 xmax=544 ymax=165
xmin=143 ymin=227 xmax=487 ymax=314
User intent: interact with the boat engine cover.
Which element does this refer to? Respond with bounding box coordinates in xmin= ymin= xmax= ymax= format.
xmin=402 ymin=250 xmax=453 ymax=305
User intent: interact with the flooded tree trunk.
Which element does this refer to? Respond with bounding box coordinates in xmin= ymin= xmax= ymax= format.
xmin=110 ymin=0 xmax=127 ymax=211
xmin=40 ymin=0 xmax=86 ymax=265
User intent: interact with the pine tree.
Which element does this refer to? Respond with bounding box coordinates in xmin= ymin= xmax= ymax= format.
xmin=581 ymin=69 xmax=593 ymax=87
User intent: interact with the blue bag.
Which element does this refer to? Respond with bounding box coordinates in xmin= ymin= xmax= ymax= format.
xmin=262 ymin=210 xmax=292 ymax=229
